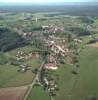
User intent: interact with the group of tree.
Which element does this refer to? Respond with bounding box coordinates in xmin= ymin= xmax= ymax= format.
xmin=68 ymin=27 xmax=91 ymax=36
xmin=0 ymin=27 xmax=28 ymax=52
xmin=0 ymin=52 xmax=10 ymax=65
xmin=78 ymin=16 xmax=94 ymax=24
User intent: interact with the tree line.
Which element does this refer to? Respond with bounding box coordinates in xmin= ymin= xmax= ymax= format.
xmin=0 ymin=27 xmax=28 ymax=52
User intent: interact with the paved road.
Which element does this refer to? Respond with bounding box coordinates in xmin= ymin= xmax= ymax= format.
xmin=23 ymin=61 xmax=45 ymax=100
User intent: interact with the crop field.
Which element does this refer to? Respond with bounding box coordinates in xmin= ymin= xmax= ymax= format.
xmin=0 ymin=86 xmax=28 ymax=100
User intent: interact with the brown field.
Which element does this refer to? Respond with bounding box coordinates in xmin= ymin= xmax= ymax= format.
xmin=88 ymin=42 xmax=98 ymax=48
xmin=0 ymin=86 xmax=28 ymax=100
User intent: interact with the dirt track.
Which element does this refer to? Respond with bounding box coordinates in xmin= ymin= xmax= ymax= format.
xmin=0 ymin=86 xmax=28 ymax=100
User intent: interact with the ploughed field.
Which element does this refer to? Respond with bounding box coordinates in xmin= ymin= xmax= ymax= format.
xmin=0 ymin=86 xmax=28 ymax=100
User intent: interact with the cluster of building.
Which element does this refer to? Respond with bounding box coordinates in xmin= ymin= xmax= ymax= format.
xmin=42 ymin=24 xmax=64 ymax=34
xmin=15 ymin=49 xmax=40 ymax=72
xmin=46 ymin=38 xmax=68 ymax=56
xmin=44 ymin=35 xmax=69 ymax=70
xmin=45 ymin=53 xmax=58 ymax=70
xmin=43 ymin=77 xmax=57 ymax=93
xmin=16 ymin=49 xmax=25 ymax=61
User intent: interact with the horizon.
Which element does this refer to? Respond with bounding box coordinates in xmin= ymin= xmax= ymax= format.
xmin=0 ymin=2 xmax=98 ymax=6
xmin=0 ymin=0 xmax=98 ymax=5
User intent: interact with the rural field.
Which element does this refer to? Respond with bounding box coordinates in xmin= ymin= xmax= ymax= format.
xmin=0 ymin=86 xmax=28 ymax=100
xmin=27 ymin=86 xmax=50 ymax=100
xmin=25 ymin=46 xmax=98 ymax=100
xmin=54 ymin=47 xmax=98 ymax=100
xmin=0 ymin=4 xmax=98 ymax=100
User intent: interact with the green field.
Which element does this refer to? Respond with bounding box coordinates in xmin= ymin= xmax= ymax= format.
xmin=26 ymin=47 xmax=98 ymax=100
xmin=8 ymin=45 xmax=36 ymax=55
xmin=0 ymin=56 xmax=39 ymax=88
xmin=53 ymin=47 xmax=98 ymax=100
xmin=27 ymin=86 xmax=50 ymax=100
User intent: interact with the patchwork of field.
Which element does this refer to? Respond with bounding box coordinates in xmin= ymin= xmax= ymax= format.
xmin=0 ymin=12 xmax=98 ymax=100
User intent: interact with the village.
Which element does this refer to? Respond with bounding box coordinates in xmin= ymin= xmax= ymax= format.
xmin=0 ymin=11 xmax=98 ymax=100
xmin=14 ymin=19 xmax=74 ymax=71
xmin=10 ymin=18 xmax=85 ymax=100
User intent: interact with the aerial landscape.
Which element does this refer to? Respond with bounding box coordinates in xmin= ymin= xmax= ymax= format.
xmin=0 ymin=0 xmax=98 ymax=100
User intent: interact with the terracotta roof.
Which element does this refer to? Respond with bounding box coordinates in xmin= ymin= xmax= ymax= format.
xmin=45 ymin=63 xmax=58 ymax=70
xmin=46 ymin=63 xmax=56 ymax=67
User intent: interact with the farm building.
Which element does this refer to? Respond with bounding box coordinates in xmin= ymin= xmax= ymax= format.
xmin=45 ymin=63 xmax=58 ymax=70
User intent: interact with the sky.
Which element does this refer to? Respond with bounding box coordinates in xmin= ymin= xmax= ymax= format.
xmin=0 ymin=0 xmax=97 ymax=3
xmin=0 ymin=0 xmax=97 ymax=5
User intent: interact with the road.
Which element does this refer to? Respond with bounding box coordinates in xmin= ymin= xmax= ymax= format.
xmin=23 ymin=61 xmax=45 ymax=100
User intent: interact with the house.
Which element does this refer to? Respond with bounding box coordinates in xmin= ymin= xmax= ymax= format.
xmin=35 ymin=17 xmax=38 ymax=23
xmin=53 ymin=27 xmax=58 ymax=33
xmin=23 ymin=33 xmax=27 ymax=37
xmin=46 ymin=40 xmax=55 ymax=47
xmin=49 ymin=41 xmax=55 ymax=47
xmin=43 ymin=77 xmax=49 ymax=85
xmin=32 ymin=51 xmax=39 ymax=57
xmin=48 ymin=79 xmax=57 ymax=91
xmin=16 ymin=49 xmax=25 ymax=61
xmin=16 ymin=56 xmax=24 ymax=61
xmin=50 ymin=43 xmax=66 ymax=56
xmin=51 ymin=45 xmax=59 ymax=54
xmin=45 ymin=63 xmax=58 ymax=70
xmin=42 ymin=25 xmax=49 ymax=29
xmin=19 ymin=64 xmax=28 ymax=72
xmin=56 ymin=45 xmax=65 ymax=53
xmin=43 ymin=77 xmax=57 ymax=92
xmin=74 ymin=38 xmax=82 ymax=43
xmin=48 ymin=55 xmax=55 ymax=63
